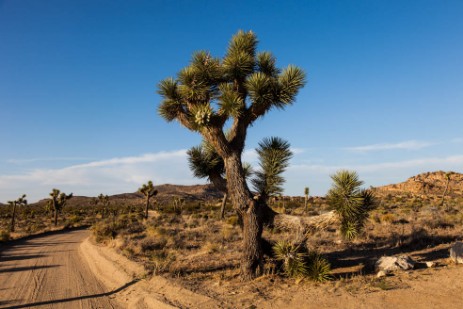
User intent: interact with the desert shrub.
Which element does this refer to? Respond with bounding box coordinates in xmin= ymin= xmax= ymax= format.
xmin=202 ymin=241 xmax=220 ymax=254
xmin=226 ymin=215 xmax=239 ymax=226
xmin=139 ymin=236 xmax=168 ymax=252
xmin=181 ymin=202 xmax=202 ymax=214
xmin=423 ymin=217 xmax=454 ymax=229
xmin=92 ymin=214 xmax=144 ymax=243
xmin=380 ymin=213 xmax=395 ymax=224
xmin=147 ymin=249 xmax=177 ymax=275
xmin=24 ymin=221 xmax=46 ymax=234
xmin=0 ymin=230 xmax=10 ymax=242
xmin=64 ymin=214 xmax=84 ymax=228
xmin=221 ymin=225 xmax=239 ymax=242
xmin=93 ymin=221 xmax=118 ymax=243
xmin=273 ymin=241 xmax=331 ymax=282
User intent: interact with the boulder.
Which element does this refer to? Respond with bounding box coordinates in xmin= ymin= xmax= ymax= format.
xmin=450 ymin=242 xmax=463 ymax=264
xmin=375 ymin=255 xmax=415 ymax=274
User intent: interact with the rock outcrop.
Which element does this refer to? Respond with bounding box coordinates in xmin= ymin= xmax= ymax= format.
xmin=375 ymin=255 xmax=416 ymax=275
xmin=450 ymin=242 xmax=463 ymax=264
xmin=374 ymin=171 xmax=463 ymax=197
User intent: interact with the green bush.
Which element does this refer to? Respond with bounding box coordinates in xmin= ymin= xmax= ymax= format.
xmin=273 ymin=240 xmax=332 ymax=282
xmin=0 ymin=230 xmax=10 ymax=242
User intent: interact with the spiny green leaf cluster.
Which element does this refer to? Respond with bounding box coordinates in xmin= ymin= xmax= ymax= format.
xmin=158 ymin=30 xmax=306 ymax=131
xmin=327 ymin=170 xmax=376 ymax=240
xmin=187 ymin=140 xmax=225 ymax=181
xmin=273 ymin=240 xmax=332 ymax=282
xmin=251 ymin=137 xmax=292 ymax=198
xmin=48 ymin=189 xmax=73 ymax=211
xmin=187 ymin=136 xmax=291 ymax=199
xmin=138 ymin=181 xmax=158 ymax=198
xmin=8 ymin=194 xmax=27 ymax=207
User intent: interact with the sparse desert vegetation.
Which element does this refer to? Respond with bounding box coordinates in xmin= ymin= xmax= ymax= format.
xmin=1 ymin=171 xmax=463 ymax=307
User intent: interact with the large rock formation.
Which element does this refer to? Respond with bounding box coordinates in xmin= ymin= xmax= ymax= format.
xmin=374 ymin=171 xmax=463 ymax=197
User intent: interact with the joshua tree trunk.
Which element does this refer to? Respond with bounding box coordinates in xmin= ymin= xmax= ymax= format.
xmin=54 ymin=209 xmax=58 ymax=226
xmin=440 ymin=176 xmax=450 ymax=207
xmin=10 ymin=202 xmax=17 ymax=233
xmin=304 ymin=195 xmax=308 ymax=213
xmin=220 ymin=193 xmax=228 ymax=220
xmin=224 ymin=152 xmax=265 ymax=279
xmin=145 ymin=196 xmax=150 ymax=219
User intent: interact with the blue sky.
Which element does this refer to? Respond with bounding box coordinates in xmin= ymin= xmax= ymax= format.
xmin=1 ymin=0 xmax=462 ymax=202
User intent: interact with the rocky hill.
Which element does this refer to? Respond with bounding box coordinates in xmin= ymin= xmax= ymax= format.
xmin=373 ymin=171 xmax=463 ymax=197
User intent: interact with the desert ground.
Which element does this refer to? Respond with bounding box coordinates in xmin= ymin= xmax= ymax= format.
xmin=1 ymin=171 xmax=463 ymax=308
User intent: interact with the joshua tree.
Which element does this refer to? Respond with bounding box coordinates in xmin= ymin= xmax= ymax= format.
xmin=48 ymin=189 xmax=73 ymax=226
xmin=440 ymin=172 xmax=452 ymax=207
xmin=97 ymin=194 xmax=110 ymax=218
xmin=327 ymin=170 xmax=376 ymax=240
xmin=304 ymin=187 xmax=310 ymax=213
xmin=138 ymin=181 xmax=158 ymax=219
xmin=7 ymin=194 xmax=27 ymax=232
xmin=158 ymin=30 xmax=305 ymax=279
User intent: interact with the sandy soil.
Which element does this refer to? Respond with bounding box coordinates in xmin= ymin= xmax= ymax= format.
xmin=2 ymin=227 xmax=462 ymax=309
xmin=0 ymin=228 xmax=122 ymax=309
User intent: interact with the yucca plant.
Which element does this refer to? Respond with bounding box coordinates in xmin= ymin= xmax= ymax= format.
xmin=327 ymin=170 xmax=376 ymax=240
xmin=305 ymin=251 xmax=332 ymax=282
xmin=251 ymin=137 xmax=293 ymax=201
xmin=273 ymin=240 xmax=332 ymax=282
xmin=273 ymin=240 xmax=308 ymax=278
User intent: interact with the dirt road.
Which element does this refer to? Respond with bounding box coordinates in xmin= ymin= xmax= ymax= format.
xmin=0 ymin=228 xmax=124 ymax=309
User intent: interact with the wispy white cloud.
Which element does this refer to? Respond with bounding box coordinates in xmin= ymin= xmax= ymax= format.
xmin=0 ymin=150 xmax=198 ymax=202
xmin=290 ymin=155 xmax=463 ymax=174
xmin=2 ymin=148 xmax=462 ymax=202
xmin=345 ymin=140 xmax=435 ymax=153
xmin=285 ymin=155 xmax=463 ymax=196
xmin=7 ymin=157 xmax=93 ymax=164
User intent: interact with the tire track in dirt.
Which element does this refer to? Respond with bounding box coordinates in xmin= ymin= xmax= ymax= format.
xmin=0 ymin=228 xmax=123 ymax=309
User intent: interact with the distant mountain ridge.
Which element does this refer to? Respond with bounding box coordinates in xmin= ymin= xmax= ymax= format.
xmin=30 ymin=184 xmax=223 ymax=208
xmin=373 ymin=171 xmax=463 ymax=197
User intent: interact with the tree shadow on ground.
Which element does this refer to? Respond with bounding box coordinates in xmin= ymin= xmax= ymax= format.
xmin=0 ymin=265 xmax=60 ymax=274
xmin=0 ymin=254 xmax=46 ymax=262
xmin=325 ymin=233 xmax=459 ymax=279
xmin=0 ymin=279 xmax=138 ymax=309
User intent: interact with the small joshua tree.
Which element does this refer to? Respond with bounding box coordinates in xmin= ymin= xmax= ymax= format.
xmin=304 ymin=187 xmax=310 ymax=213
xmin=440 ymin=172 xmax=452 ymax=207
xmin=48 ymin=189 xmax=73 ymax=226
xmin=138 ymin=181 xmax=158 ymax=219
xmin=97 ymin=194 xmax=110 ymax=219
xmin=327 ymin=170 xmax=376 ymax=240
xmin=8 ymin=194 xmax=27 ymax=232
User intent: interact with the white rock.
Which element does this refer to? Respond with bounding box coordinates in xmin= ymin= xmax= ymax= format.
xmin=426 ymin=261 xmax=435 ymax=268
xmin=375 ymin=255 xmax=415 ymax=274
xmin=450 ymin=242 xmax=463 ymax=264
xmin=376 ymin=270 xmax=387 ymax=278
